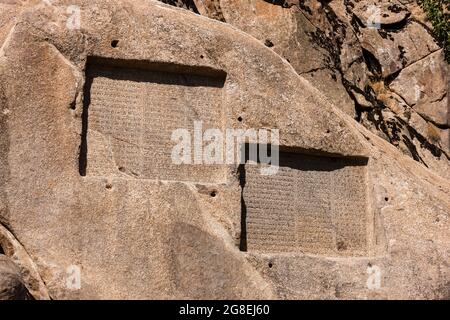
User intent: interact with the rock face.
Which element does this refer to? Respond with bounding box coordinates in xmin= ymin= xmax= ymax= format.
xmin=0 ymin=255 xmax=31 ymax=300
xmin=0 ymin=1 xmax=20 ymax=46
xmin=193 ymin=0 xmax=359 ymax=117
xmin=390 ymin=50 xmax=448 ymax=126
xmin=173 ymin=0 xmax=449 ymax=181
xmin=0 ymin=224 xmax=50 ymax=299
xmin=359 ymin=21 xmax=439 ymax=77
xmin=0 ymin=0 xmax=449 ymax=300
xmin=352 ymin=0 xmax=410 ymax=27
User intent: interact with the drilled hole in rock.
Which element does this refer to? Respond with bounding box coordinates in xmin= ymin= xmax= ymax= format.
xmin=385 ymin=197 xmax=389 ymax=202
xmin=337 ymin=241 xmax=347 ymax=251
xmin=268 ymin=262 xmax=273 ymax=268
xmin=264 ymin=39 xmax=274 ymax=48
xmin=210 ymin=191 xmax=217 ymax=198
xmin=200 ymin=54 xmax=204 ymax=59
xmin=237 ymin=116 xmax=243 ymax=122
xmin=111 ymin=40 xmax=119 ymax=48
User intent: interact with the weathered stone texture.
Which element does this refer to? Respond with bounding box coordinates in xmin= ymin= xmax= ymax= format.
xmin=177 ymin=0 xmax=449 ymax=180
xmin=0 ymin=255 xmax=31 ymax=300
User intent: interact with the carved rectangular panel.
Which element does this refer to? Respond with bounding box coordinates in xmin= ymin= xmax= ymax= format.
xmin=83 ymin=64 xmax=226 ymax=183
xmin=243 ymin=152 xmax=369 ymax=255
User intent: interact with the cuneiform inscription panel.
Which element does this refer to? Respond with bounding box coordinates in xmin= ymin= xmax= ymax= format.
xmin=84 ymin=64 xmax=226 ymax=183
xmin=243 ymin=153 xmax=369 ymax=255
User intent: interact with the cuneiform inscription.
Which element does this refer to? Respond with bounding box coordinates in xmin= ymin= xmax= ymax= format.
xmin=243 ymin=153 xmax=369 ymax=255
xmin=84 ymin=65 xmax=226 ymax=183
